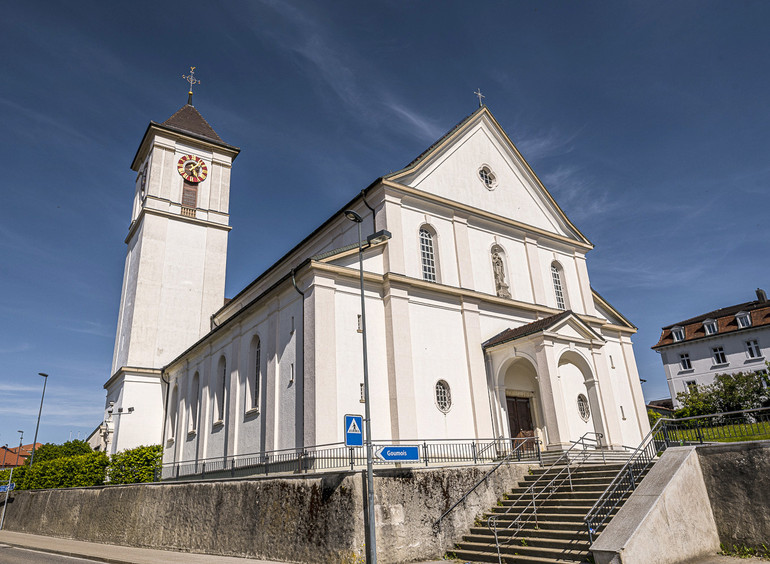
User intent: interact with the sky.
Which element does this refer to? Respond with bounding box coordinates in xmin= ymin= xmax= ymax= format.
xmin=2 ymin=1 xmax=770 ymax=447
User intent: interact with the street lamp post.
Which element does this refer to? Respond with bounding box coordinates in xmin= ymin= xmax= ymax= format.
xmin=29 ymin=373 xmax=48 ymax=466
xmin=343 ymin=209 xmax=391 ymax=564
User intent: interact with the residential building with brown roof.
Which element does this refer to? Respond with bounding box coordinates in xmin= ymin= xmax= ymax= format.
xmin=652 ymin=289 xmax=770 ymax=407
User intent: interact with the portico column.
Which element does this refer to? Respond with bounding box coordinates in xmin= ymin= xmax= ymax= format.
xmin=590 ymin=347 xmax=623 ymax=449
xmin=534 ymin=341 xmax=570 ymax=449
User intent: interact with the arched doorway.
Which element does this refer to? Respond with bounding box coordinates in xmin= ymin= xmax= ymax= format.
xmin=501 ymin=357 xmax=543 ymax=444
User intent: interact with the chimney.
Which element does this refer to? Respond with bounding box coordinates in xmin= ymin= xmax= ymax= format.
xmin=757 ymin=288 xmax=768 ymax=303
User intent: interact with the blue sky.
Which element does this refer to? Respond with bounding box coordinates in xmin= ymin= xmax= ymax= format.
xmin=2 ymin=1 xmax=769 ymax=446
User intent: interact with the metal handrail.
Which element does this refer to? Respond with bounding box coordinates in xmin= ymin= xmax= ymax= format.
xmin=432 ymin=437 xmax=540 ymax=533
xmin=584 ymin=406 xmax=770 ymax=543
xmin=488 ymin=432 xmax=604 ymax=564
xmin=159 ymin=435 xmax=543 ymax=481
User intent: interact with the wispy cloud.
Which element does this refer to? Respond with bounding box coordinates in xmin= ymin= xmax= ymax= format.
xmin=516 ymin=126 xmax=582 ymax=161
xmin=63 ymin=321 xmax=113 ymax=339
xmin=0 ymin=96 xmax=91 ymax=146
xmin=0 ymin=343 xmax=33 ymax=355
xmin=249 ymin=0 xmax=441 ymax=143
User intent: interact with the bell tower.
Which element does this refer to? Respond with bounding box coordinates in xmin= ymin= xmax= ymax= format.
xmin=103 ymin=70 xmax=240 ymax=453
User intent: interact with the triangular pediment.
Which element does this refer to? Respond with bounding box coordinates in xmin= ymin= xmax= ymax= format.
xmin=386 ymin=106 xmax=590 ymax=246
xmin=547 ymin=315 xmax=604 ymax=344
xmin=483 ymin=310 xmax=603 ymax=350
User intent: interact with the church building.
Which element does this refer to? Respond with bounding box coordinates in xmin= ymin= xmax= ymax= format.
xmin=98 ymin=89 xmax=649 ymax=466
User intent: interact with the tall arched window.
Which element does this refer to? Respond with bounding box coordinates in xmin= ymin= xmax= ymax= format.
xmin=249 ymin=336 xmax=262 ymax=412
xmin=551 ymin=262 xmax=567 ymax=310
xmin=189 ymin=371 xmax=199 ymax=432
xmin=169 ymin=384 xmax=179 ymax=440
xmin=216 ymin=356 xmax=226 ymax=422
xmin=419 ymin=226 xmax=438 ymax=282
xmin=181 ymin=180 xmax=198 ymax=218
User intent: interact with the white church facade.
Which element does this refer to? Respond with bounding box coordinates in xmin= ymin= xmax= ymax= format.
xmin=98 ymin=98 xmax=649 ymax=464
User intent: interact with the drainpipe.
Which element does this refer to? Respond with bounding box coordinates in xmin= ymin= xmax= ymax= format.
xmin=291 ymin=268 xmax=305 ymax=449
xmin=361 ymin=189 xmax=376 ymax=234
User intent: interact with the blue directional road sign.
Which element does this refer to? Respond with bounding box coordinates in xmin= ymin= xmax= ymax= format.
xmin=345 ymin=414 xmax=363 ymax=447
xmin=0 ymin=483 xmax=15 ymax=493
xmin=375 ymin=445 xmax=420 ymax=462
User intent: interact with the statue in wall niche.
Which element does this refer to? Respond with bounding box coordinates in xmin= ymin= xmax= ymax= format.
xmin=491 ymin=247 xmax=511 ymax=298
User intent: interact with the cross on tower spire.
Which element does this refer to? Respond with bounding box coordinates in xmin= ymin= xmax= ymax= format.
xmin=183 ymin=66 xmax=200 ymax=105
xmin=474 ymin=88 xmax=485 ymax=107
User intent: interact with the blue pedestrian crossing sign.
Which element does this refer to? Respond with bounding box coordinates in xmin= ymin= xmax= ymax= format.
xmin=345 ymin=414 xmax=363 ymax=447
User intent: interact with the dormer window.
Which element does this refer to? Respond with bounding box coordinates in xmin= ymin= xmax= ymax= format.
xmin=736 ymin=312 xmax=752 ymax=329
xmin=671 ymin=326 xmax=685 ymax=342
xmin=703 ymin=319 xmax=718 ymax=336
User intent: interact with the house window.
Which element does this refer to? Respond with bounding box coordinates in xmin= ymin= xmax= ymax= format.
xmin=419 ymin=227 xmax=438 ymax=282
xmin=703 ymin=319 xmax=718 ymax=336
xmin=746 ymin=340 xmax=762 ymax=359
xmin=671 ymin=327 xmax=685 ymax=342
xmin=551 ymin=262 xmax=567 ymax=310
xmin=577 ymin=394 xmax=590 ymax=421
xmin=435 ymin=380 xmax=451 ymax=412
xmin=685 ymin=380 xmax=697 ymax=393
xmin=736 ymin=312 xmax=752 ymax=328
xmin=478 ymin=165 xmax=497 ymax=189
xmin=679 ymin=353 xmax=692 ymax=371
xmin=712 ymin=347 xmax=727 ymax=365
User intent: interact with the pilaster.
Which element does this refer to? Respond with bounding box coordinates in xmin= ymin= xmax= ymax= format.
xmin=383 ymin=281 xmax=418 ymax=440
xmin=525 ymin=237 xmax=547 ymax=306
xmin=460 ymin=298 xmax=493 ymax=437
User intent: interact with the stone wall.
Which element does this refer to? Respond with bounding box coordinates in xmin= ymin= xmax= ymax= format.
xmin=0 ymin=462 xmax=533 ymax=563
xmin=697 ymin=440 xmax=770 ymax=551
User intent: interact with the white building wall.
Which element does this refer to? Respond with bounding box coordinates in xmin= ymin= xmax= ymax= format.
xmin=408 ymin=298 xmax=475 ymax=440
xmin=662 ymin=327 xmax=770 ymax=406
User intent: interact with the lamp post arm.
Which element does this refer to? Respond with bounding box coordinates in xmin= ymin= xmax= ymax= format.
xmin=30 ymin=374 xmax=48 ymax=466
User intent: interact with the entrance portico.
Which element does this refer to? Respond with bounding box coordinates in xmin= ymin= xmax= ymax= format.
xmin=484 ymin=311 xmax=623 ymax=452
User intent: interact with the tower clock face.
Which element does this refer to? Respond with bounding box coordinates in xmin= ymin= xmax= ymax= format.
xmin=177 ymin=155 xmax=208 ymax=183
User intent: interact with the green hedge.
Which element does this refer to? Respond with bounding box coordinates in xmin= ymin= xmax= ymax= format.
xmin=108 ymin=445 xmax=162 ymax=485
xmin=0 ymin=444 xmax=162 ymax=490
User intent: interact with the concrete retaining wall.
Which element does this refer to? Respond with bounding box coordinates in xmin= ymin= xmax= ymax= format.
xmin=591 ymin=446 xmax=720 ymax=564
xmin=0 ymin=462 xmax=533 ymax=563
xmin=591 ymin=440 xmax=770 ymax=564
xmin=697 ymin=441 xmax=770 ymax=551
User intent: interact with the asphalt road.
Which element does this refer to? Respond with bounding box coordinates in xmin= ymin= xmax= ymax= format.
xmin=0 ymin=545 xmax=101 ymax=563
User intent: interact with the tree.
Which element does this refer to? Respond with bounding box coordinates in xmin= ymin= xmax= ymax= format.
xmin=27 ymin=440 xmax=92 ymax=465
xmin=675 ymin=369 xmax=770 ymax=419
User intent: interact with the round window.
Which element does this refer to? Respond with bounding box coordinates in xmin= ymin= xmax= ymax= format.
xmin=478 ymin=165 xmax=497 ymax=190
xmin=435 ymin=380 xmax=452 ymax=413
xmin=577 ymin=394 xmax=590 ymax=421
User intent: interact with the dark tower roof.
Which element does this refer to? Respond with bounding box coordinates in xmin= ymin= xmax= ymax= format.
xmin=161 ymin=104 xmax=225 ymax=144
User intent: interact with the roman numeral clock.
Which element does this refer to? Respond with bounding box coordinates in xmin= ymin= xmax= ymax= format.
xmin=177 ymin=154 xmax=208 ymax=183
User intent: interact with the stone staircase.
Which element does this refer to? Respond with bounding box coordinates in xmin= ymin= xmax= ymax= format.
xmin=450 ymin=462 xmax=644 ymax=563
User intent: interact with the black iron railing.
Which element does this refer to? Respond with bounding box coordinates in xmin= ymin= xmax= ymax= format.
xmin=488 ymin=432 xmax=605 ymax=564
xmin=584 ymin=406 xmax=770 ymax=543
xmin=158 ymin=436 xmax=542 ymax=481
xmin=432 ymin=437 xmax=541 ymax=533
